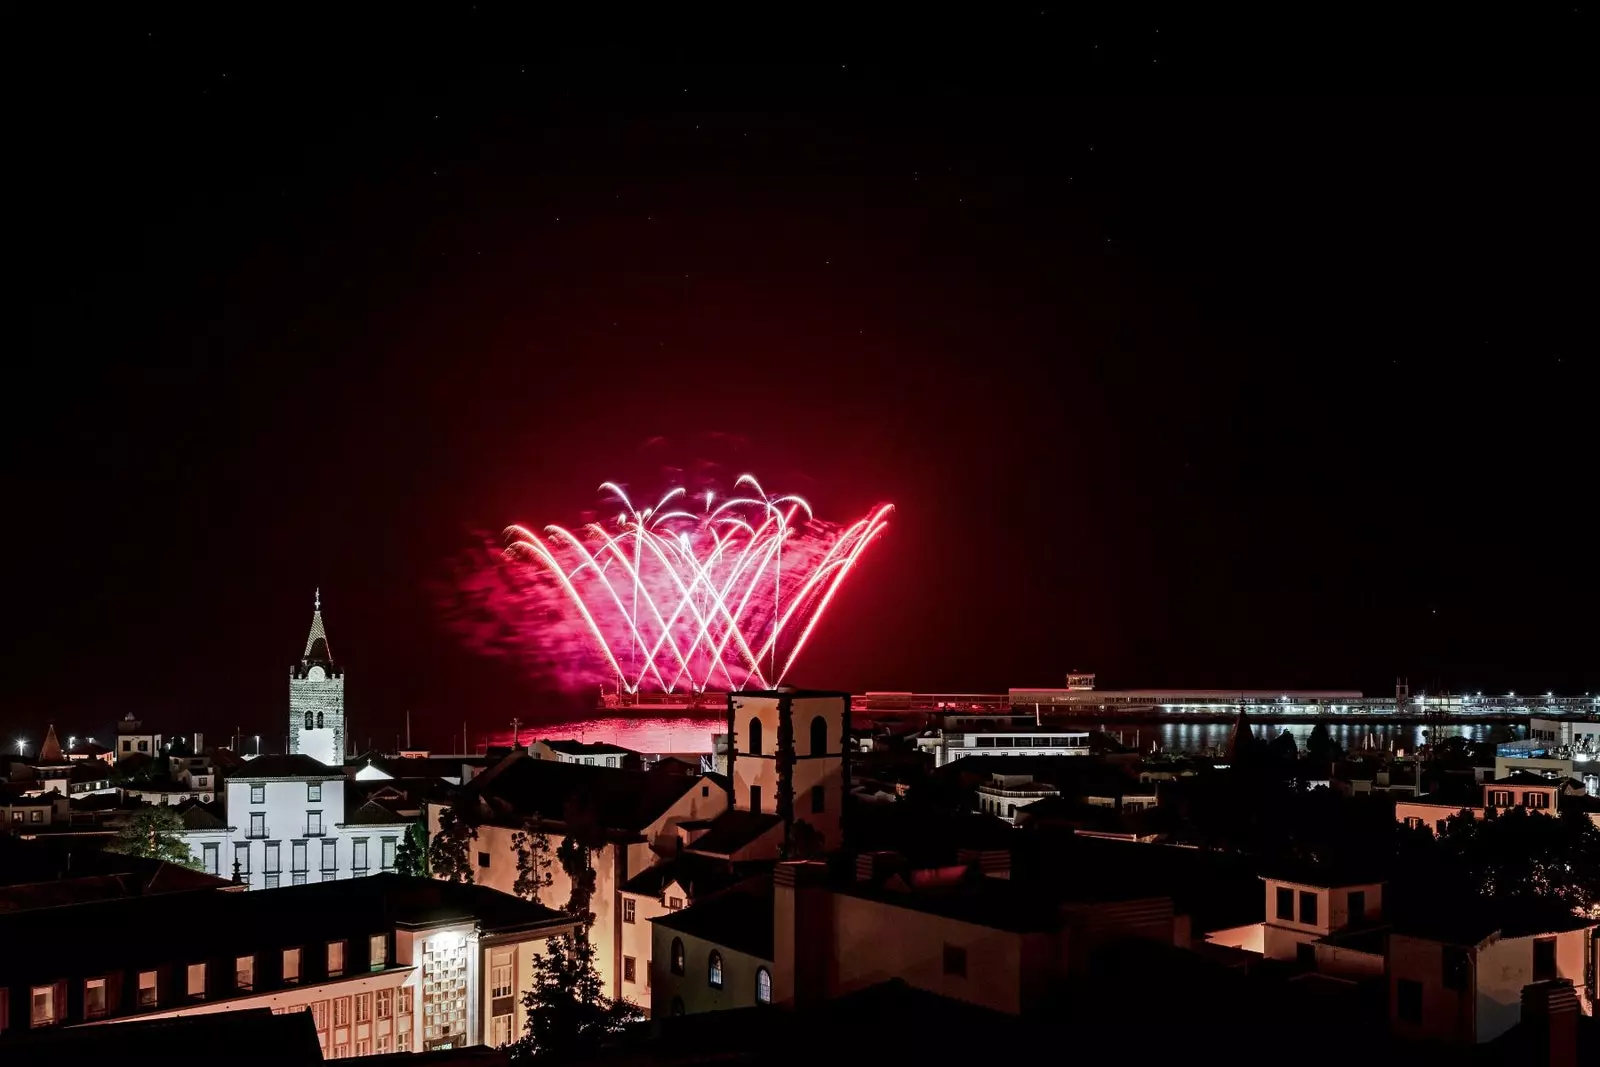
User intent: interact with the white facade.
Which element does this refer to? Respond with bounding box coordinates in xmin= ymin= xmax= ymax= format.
xmin=918 ymin=714 xmax=1092 ymax=767
xmin=976 ymin=773 xmax=1060 ymax=822
xmin=290 ymin=590 xmax=345 ymax=765
xmin=188 ymin=759 xmax=404 ymax=890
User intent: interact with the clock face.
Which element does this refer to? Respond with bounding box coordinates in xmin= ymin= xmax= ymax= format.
xmin=307 ymin=666 xmax=326 ymax=682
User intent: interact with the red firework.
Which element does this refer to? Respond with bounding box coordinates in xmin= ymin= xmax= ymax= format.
xmin=504 ymin=475 xmax=891 ymax=694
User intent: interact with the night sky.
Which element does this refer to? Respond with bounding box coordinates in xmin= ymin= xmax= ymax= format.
xmin=11 ymin=7 xmax=1596 ymax=748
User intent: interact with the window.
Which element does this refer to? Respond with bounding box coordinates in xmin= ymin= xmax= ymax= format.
xmin=943 ymin=943 xmax=967 ymax=978
xmin=307 ymin=782 xmax=321 ymax=802
xmin=606 ymin=756 xmax=617 ymax=767
xmin=667 ymin=895 xmax=683 ymax=910
xmin=397 ymin=985 xmax=413 ymax=1015
xmin=370 ymin=934 xmax=387 ymax=970
xmin=292 ymin=841 xmax=307 ymax=875
xmin=307 ymin=811 xmax=323 ymax=835
xmin=251 ymin=784 xmax=265 ymax=804
xmin=1299 ymin=891 xmax=1318 ymax=926
xmin=138 ymin=740 xmax=148 ymax=752
xmin=1488 ymin=790 xmax=1513 ymax=807
xmin=138 ymin=970 xmax=158 ymax=1007
xmin=250 ymin=813 xmax=266 ymax=838
xmin=749 ymin=785 xmax=762 ymax=811
xmin=1397 ymin=978 xmax=1423 ymax=1023
xmin=30 ymin=810 xmax=42 ymax=823
xmin=670 ymin=938 xmax=685 ymax=976
xmin=381 ymin=837 xmax=396 ymax=869
xmin=353 ymin=838 xmax=369 ymax=871
xmin=328 ymin=940 xmax=345 ymax=977
xmin=623 ymin=898 xmax=636 ymax=924
xmin=708 ymin=951 xmax=723 ymax=988
xmin=396 ymin=1029 xmax=411 ymax=1052
xmin=491 ymin=1013 xmax=514 ymax=1047
xmin=357 ymin=1040 xmax=371 ymax=1057
xmin=84 ymin=978 xmax=107 ymax=1019
xmin=203 ymin=842 xmax=219 ymax=875
xmin=356 ymin=993 xmax=372 ymax=1023
xmin=1533 ymin=937 xmax=1557 ymax=981
xmin=492 ymin=958 xmax=513 ymax=998
xmin=235 ymin=842 xmax=251 ymax=875
xmin=322 ymin=839 xmax=337 ymax=872
xmin=1275 ymin=887 xmax=1294 ymax=921
xmin=812 ymin=785 xmax=826 ymax=814
xmin=283 ymin=948 xmax=301 ymax=983
xmin=123 ymin=739 xmax=132 ymax=752
xmin=1524 ymin=791 xmax=1550 ymax=809
xmin=334 ymin=996 xmax=351 ymax=1027
xmin=236 ymin=955 xmax=254 ymax=990
xmin=187 ymin=962 xmax=206 ymax=998
xmin=310 ymin=1000 xmax=329 ymax=1031
xmin=584 ymin=756 xmax=595 ymax=765
xmin=375 ymin=988 xmax=393 ymax=1020
xmin=810 ymin=715 xmax=828 ymax=755
xmin=623 ymin=956 xmax=637 ymax=983
xmin=31 ymin=984 xmax=56 ymax=1027
xmin=748 ymin=717 xmax=763 ymax=755
xmin=1006 ymin=803 xmax=1017 ymax=819
xmin=1348 ymin=890 xmax=1366 ymax=922
xmin=474 ymin=849 xmax=488 ymax=869
xmin=756 ymin=967 xmax=772 ymax=1004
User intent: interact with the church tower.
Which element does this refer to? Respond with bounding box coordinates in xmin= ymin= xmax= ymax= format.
xmin=727 ymin=688 xmax=850 ymax=855
xmin=289 ymin=589 xmax=345 ymax=765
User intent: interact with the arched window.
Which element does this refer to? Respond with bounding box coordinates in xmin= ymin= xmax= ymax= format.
xmin=670 ymin=996 xmax=685 ymax=1017
xmin=809 ymin=715 xmax=828 ymax=756
xmin=747 ymin=717 xmax=763 ymax=756
xmin=316 ymin=711 xmax=325 ymax=729
xmin=707 ymin=951 xmax=723 ymax=988
xmin=1007 ymin=803 xmax=1017 ymax=819
xmin=304 ymin=712 xmax=314 ymax=731
xmin=670 ymin=938 xmax=685 ymax=976
xmin=755 ymin=967 xmax=772 ymax=1004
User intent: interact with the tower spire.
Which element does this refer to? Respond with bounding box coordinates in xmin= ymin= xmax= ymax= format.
xmin=303 ymin=588 xmax=331 ymax=662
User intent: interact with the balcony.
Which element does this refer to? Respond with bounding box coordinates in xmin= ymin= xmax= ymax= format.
xmin=246 ymin=825 xmax=271 ymax=840
xmin=303 ymin=823 xmax=327 ymax=837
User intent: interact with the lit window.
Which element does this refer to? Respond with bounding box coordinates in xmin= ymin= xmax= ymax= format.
xmin=491 ymin=1013 xmax=514 ymax=1047
xmin=84 ymin=978 xmax=107 ymax=1019
xmin=370 ymin=934 xmax=387 ymax=970
xmin=670 ymin=938 xmax=685 ymax=976
xmin=755 ymin=967 xmax=772 ymax=1004
xmin=334 ymin=996 xmax=351 ymax=1027
xmin=328 ymin=940 xmax=346 ymax=977
xmin=375 ymin=988 xmax=393 ymax=1020
xmin=623 ymin=897 xmax=636 ymax=924
xmin=137 ymin=970 xmax=158 ymax=1007
xmin=356 ymin=993 xmax=372 ymax=1023
xmin=667 ymin=895 xmax=683 ymax=910
xmin=283 ymin=947 xmax=301 ymax=983
xmin=491 ymin=955 xmax=513 ymax=998
xmin=187 ymin=962 xmax=206 ymax=998
xmin=707 ymin=951 xmax=723 ymax=988
xmin=31 ymin=984 xmax=56 ymax=1027
xmin=310 ymin=1000 xmax=329 ymax=1031
xmin=236 ymin=956 xmax=254 ymax=991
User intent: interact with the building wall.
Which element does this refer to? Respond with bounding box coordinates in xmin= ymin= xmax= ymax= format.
xmin=290 ymin=667 xmax=345 ymax=765
xmin=1389 ymin=929 xmax=1593 ymax=1045
xmin=728 ymin=693 xmax=847 ymax=850
xmin=618 ymin=890 xmax=674 ymax=1017
xmin=204 ymin=773 xmax=366 ymax=891
xmin=649 ymin=924 xmax=771 ymax=1017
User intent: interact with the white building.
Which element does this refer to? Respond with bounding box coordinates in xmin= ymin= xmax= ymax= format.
xmin=917 ymin=714 xmax=1092 ymax=767
xmin=289 ymin=589 xmax=345 ymax=765
xmin=975 ymin=772 xmax=1061 ymax=822
xmin=114 ymin=713 xmax=162 ymax=761
xmin=528 ymin=739 xmax=637 ymax=767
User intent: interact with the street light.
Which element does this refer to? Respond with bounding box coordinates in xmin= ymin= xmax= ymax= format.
xmin=14 ymin=739 xmax=26 ymax=756
xmin=255 ymin=735 xmax=261 ymax=756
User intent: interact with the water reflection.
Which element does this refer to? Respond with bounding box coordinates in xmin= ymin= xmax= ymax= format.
xmin=511 ymin=713 xmax=1509 ymax=757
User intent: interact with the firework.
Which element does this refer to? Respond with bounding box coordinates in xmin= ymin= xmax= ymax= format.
xmin=503 ymin=475 xmax=891 ymax=694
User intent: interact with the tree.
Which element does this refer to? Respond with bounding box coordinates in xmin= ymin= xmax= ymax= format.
xmin=1269 ymin=729 xmax=1299 ymax=762
xmin=106 ymin=805 xmax=203 ymax=869
xmin=1400 ymin=806 xmax=1600 ymax=914
xmin=509 ymin=935 xmax=641 ymax=1061
xmin=510 ymin=802 xmax=639 ymax=1061
xmin=395 ymin=821 xmax=430 ymax=878
xmin=1304 ymin=722 xmax=1342 ymax=765
xmin=511 ymin=816 xmax=555 ymax=904
xmin=428 ymin=804 xmax=479 ymax=884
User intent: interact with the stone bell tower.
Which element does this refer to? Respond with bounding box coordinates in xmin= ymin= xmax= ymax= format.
xmin=289 ymin=588 xmax=344 ymax=764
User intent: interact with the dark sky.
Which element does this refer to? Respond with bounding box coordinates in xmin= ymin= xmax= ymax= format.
xmin=10 ymin=7 xmax=1597 ymax=747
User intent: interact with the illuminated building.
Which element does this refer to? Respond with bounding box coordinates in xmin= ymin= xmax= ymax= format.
xmin=916 ymin=713 xmax=1092 ymax=767
xmin=289 ymin=589 xmax=344 ymax=766
xmin=0 ymin=874 xmax=576 ymax=1056
xmin=723 ymin=689 xmax=850 ymax=855
xmin=115 ymin=713 xmax=162 ymax=760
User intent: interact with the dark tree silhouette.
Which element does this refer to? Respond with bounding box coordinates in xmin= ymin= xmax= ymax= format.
xmin=107 ymin=805 xmax=203 ymax=869
xmin=395 ymin=821 xmax=429 ymax=877
xmin=428 ymin=804 xmax=479 ymax=884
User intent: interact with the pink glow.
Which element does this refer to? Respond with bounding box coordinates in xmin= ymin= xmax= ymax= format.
xmin=498 ymin=477 xmax=891 ymax=694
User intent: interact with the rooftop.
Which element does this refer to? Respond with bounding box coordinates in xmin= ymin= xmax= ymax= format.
xmin=0 ymin=1006 xmax=322 ymax=1065
xmin=652 ymin=875 xmax=775 ymax=959
xmin=462 ymin=751 xmax=721 ymax=835
xmin=619 ymin=852 xmax=757 ymax=900
xmin=227 ymin=753 xmax=344 ymax=781
xmin=536 ymin=738 xmax=638 ymax=757
xmin=684 ymin=808 xmax=781 ymax=857
xmin=0 ymin=874 xmax=571 ymax=985
xmin=1391 ymin=899 xmax=1597 ymax=946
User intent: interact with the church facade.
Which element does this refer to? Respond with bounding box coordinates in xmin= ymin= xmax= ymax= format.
xmin=290 ymin=589 xmax=345 ymax=764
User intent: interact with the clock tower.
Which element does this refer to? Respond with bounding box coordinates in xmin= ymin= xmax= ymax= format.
xmin=289 ymin=588 xmax=344 ymax=765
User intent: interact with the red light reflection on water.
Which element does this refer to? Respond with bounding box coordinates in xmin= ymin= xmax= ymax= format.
xmin=489 ymin=713 xmax=726 ymax=755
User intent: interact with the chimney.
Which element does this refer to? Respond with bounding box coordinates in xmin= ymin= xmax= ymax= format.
xmin=1521 ymin=979 xmax=1579 ymax=1067
xmin=773 ymin=861 xmax=832 ymax=1008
